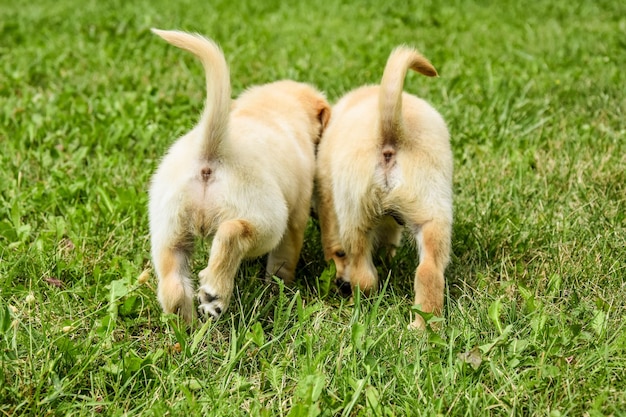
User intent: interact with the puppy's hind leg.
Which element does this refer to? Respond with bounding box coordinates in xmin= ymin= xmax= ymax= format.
xmin=266 ymin=207 xmax=309 ymax=284
xmin=153 ymin=240 xmax=195 ymax=323
xmin=197 ymin=219 xmax=257 ymax=319
xmin=409 ymin=218 xmax=451 ymax=330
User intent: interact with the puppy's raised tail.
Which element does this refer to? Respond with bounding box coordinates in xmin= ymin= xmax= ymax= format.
xmin=152 ymin=28 xmax=230 ymax=159
xmin=379 ymin=46 xmax=437 ymax=151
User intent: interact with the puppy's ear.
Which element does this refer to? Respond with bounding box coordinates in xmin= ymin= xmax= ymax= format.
xmin=317 ymin=101 xmax=331 ymax=130
xmin=313 ymin=99 xmax=331 ymax=145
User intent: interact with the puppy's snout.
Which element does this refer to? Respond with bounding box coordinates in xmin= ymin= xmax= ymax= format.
xmin=336 ymin=278 xmax=352 ymax=297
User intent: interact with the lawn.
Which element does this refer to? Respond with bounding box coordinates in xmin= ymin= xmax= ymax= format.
xmin=1 ymin=0 xmax=625 ymax=415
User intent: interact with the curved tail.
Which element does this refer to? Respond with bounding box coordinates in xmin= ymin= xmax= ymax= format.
xmin=379 ymin=46 xmax=437 ymax=149
xmin=152 ymin=29 xmax=231 ymax=159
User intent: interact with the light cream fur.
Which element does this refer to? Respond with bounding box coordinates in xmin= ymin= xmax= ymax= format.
xmin=315 ymin=46 xmax=452 ymax=329
xmin=149 ymin=29 xmax=330 ymax=323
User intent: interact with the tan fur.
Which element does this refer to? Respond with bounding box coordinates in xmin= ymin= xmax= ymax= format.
xmin=149 ymin=29 xmax=330 ymax=322
xmin=315 ymin=46 xmax=452 ymax=329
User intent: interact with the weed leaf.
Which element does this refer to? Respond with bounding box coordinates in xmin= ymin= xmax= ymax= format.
xmin=317 ymin=260 xmax=335 ymax=299
xmin=457 ymin=347 xmax=483 ymax=370
xmin=488 ymin=298 xmax=504 ymax=334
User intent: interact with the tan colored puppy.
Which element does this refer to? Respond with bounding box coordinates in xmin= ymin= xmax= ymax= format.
xmin=149 ymin=29 xmax=330 ymax=323
xmin=316 ymin=46 xmax=452 ymax=329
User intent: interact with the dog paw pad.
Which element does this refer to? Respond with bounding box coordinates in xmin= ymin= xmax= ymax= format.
xmin=197 ymin=285 xmax=225 ymax=319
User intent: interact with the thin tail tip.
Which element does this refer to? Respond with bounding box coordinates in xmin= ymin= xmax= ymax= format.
xmin=392 ymin=45 xmax=439 ymax=77
xmin=150 ymin=28 xmax=174 ymax=41
xmin=150 ymin=28 xmax=191 ymax=41
xmin=425 ymin=64 xmax=439 ymax=77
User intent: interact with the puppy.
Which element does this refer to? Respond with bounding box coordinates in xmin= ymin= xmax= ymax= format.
xmin=315 ymin=46 xmax=452 ymax=329
xmin=149 ymin=29 xmax=330 ymax=322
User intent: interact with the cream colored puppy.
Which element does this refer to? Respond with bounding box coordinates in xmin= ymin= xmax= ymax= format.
xmin=316 ymin=46 xmax=452 ymax=329
xmin=149 ymin=29 xmax=330 ymax=323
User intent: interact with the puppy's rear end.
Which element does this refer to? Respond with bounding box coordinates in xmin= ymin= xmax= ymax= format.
xmin=378 ymin=47 xmax=453 ymax=330
xmin=317 ymin=46 xmax=453 ymax=330
xmin=149 ymin=30 xmax=330 ymax=324
xmin=148 ymin=29 xmax=233 ymax=323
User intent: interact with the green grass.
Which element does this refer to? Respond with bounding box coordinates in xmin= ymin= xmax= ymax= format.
xmin=1 ymin=0 xmax=625 ymax=415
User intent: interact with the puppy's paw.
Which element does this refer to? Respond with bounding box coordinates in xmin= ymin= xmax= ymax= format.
xmin=158 ymin=278 xmax=194 ymax=323
xmin=197 ymin=284 xmax=226 ymax=319
xmin=408 ymin=316 xmax=426 ymax=331
xmin=408 ymin=315 xmax=442 ymax=331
